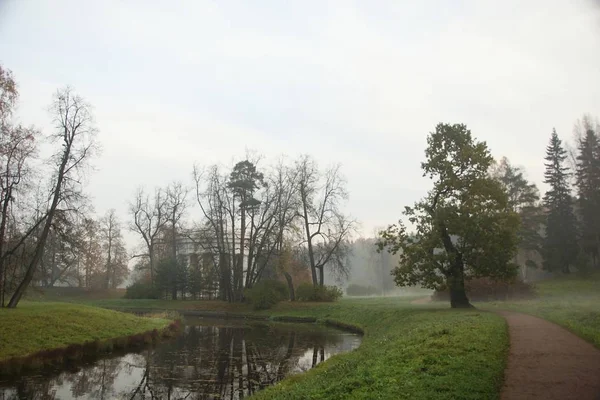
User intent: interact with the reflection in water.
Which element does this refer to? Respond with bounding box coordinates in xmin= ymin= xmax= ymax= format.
xmin=0 ymin=318 xmax=361 ymax=399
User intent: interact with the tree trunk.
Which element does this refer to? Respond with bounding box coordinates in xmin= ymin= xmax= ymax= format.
xmin=171 ymin=211 xmax=177 ymax=261
xmin=448 ymin=283 xmax=471 ymax=308
xmin=318 ymin=266 xmax=324 ymax=287
xmin=301 ymin=192 xmax=318 ymax=286
xmin=437 ymin=220 xmax=473 ymax=309
xmin=148 ymin=244 xmax=154 ymax=284
xmin=105 ymin=222 xmax=113 ymax=290
xmin=283 ymin=271 xmax=295 ymax=301
xmin=447 ymin=262 xmax=472 ymax=308
xmin=218 ymin=252 xmax=230 ymax=301
xmin=0 ymin=187 xmax=11 ymax=307
xmin=7 ymin=139 xmax=71 ymax=308
xmin=237 ymin=205 xmax=246 ymax=302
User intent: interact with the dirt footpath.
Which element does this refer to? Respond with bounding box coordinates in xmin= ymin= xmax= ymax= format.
xmin=499 ymin=311 xmax=600 ymax=400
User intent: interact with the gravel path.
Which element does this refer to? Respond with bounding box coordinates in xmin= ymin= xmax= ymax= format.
xmin=499 ymin=311 xmax=600 ymax=400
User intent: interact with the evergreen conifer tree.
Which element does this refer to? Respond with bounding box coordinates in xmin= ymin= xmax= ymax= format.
xmin=542 ymin=129 xmax=579 ymax=273
xmin=575 ymin=129 xmax=600 ymax=268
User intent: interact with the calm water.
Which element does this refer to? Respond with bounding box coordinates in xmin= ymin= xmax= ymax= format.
xmin=0 ymin=317 xmax=361 ymax=399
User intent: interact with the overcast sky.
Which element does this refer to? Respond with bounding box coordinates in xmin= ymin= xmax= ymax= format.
xmin=1 ymin=0 xmax=599 ymax=246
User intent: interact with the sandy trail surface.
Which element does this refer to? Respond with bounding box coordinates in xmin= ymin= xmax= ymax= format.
xmin=499 ymin=311 xmax=600 ymax=400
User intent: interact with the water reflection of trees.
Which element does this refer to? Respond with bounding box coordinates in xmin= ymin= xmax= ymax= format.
xmin=125 ymin=323 xmax=340 ymax=399
xmin=0 ymin=322 xmax=352 ymax=400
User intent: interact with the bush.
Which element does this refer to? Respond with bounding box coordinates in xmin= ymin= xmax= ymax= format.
xmin=245 ymin=280 xmax=289 ymax=310
xmin=346 ymin=283 xmax=379 ymax=297
xmin=432 ymin=277 xmax=536 ymax=302
xmin=125 ymin=282 xmax=160 ymax=299
xmin=296 ymin=283 xmax=343 ymax=302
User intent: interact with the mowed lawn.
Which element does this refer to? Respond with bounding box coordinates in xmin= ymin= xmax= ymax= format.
xmin=480 ymin=273 xmax=600 ymax=348
xmin=0 ymin=302 xmax=169 ymax=360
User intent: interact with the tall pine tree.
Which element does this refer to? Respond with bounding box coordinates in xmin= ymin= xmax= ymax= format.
xmin=542 ymin=129 xmax=579 ymax=273
xmin=575 ymin=129 xmax=600 ymax=268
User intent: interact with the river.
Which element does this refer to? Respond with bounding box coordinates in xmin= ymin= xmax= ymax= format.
xmin=0 ymin=316 xmax=362 ymax=399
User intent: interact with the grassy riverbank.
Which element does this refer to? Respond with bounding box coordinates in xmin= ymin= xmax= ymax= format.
xmin=479 ymin=273 xmax=600 ymax=347
xmin=15 ymin=276 xmax=599 ymax=398
xmin=0 ymin=302 xmax=170 ymax=361
xmin=252 ymin=298 xmax=508 ymax=400
xmin=76 ymin=296 xmax=508 ymax=400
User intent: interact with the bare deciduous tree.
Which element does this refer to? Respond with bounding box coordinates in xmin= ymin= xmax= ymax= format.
xmin=165 ymin=182 xmax=189 ymax=261
xmin=8 ymin=87 xmax=97 ymax=307
xmin=100 ymin=209 xmax=128 ymax=289
xmin=295 ymin=156 xmax=354 ymax=286
xmin=81 ymin=217 xmax=103 ymax=288
xmin=129 ymin=187 xmax=167 ymax=283
xmin=194 ymin=165 xmax=235 ymax=301
xmin=0 ymin=65 xmax=40 ymax=304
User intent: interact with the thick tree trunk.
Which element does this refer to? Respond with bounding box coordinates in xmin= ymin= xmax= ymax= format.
xmin=437 ymin=220 xmax=473 ymax=309
xmin=447 ymin=262 xmax=472 ymax=308
xmin=448 ymin=282 xmax=472 ymax=308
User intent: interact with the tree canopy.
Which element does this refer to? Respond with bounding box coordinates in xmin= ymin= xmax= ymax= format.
xmin=378 ymin=123 xmax=520 ymax=308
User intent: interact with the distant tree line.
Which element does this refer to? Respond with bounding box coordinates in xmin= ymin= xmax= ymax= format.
xmin=128 ymin=155 xmax=355 ymax=302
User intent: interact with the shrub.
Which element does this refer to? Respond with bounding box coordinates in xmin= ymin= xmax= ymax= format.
xmin=245 ymin=280 xmax=289 ymax=310
xmin=296 ymin=283 xmax=343 ymax=302
xmin=346 ymin=283 xmax=379 ymax=297
xmin=432 ymin=277 xmax=536 ymax=302
xmin=125 ymin=282 xmax=160 ymax=299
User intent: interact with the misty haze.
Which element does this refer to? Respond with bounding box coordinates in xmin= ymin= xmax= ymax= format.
xmin=0 ymin=1 xmax=599 ymax=399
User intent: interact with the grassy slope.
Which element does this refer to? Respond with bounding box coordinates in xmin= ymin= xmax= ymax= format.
xmin=480 ymin=273 xmax=600 ymax=347
xmin=255 ymin=298 xmax=508 ymax=400
xmin=0 ymin=302 xmax=169 ymax=360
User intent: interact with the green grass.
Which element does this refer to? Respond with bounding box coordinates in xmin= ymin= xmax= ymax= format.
xmin=49 ymin=296 xmax=508 ymax=399
xmin=250 ymin=298 xmax=508 ymax=400
xmin=21 ymin=293 xmax=510 ymax=399
xmin=19 ymin=277 xmax=600 ymax=398
xmin=25 ymin=286 xmax=126 ymax=301
xmin=479 ymin=273 xmax=600 ymax=348
xmin=0 ymin=302 xmax=170 ymax=361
